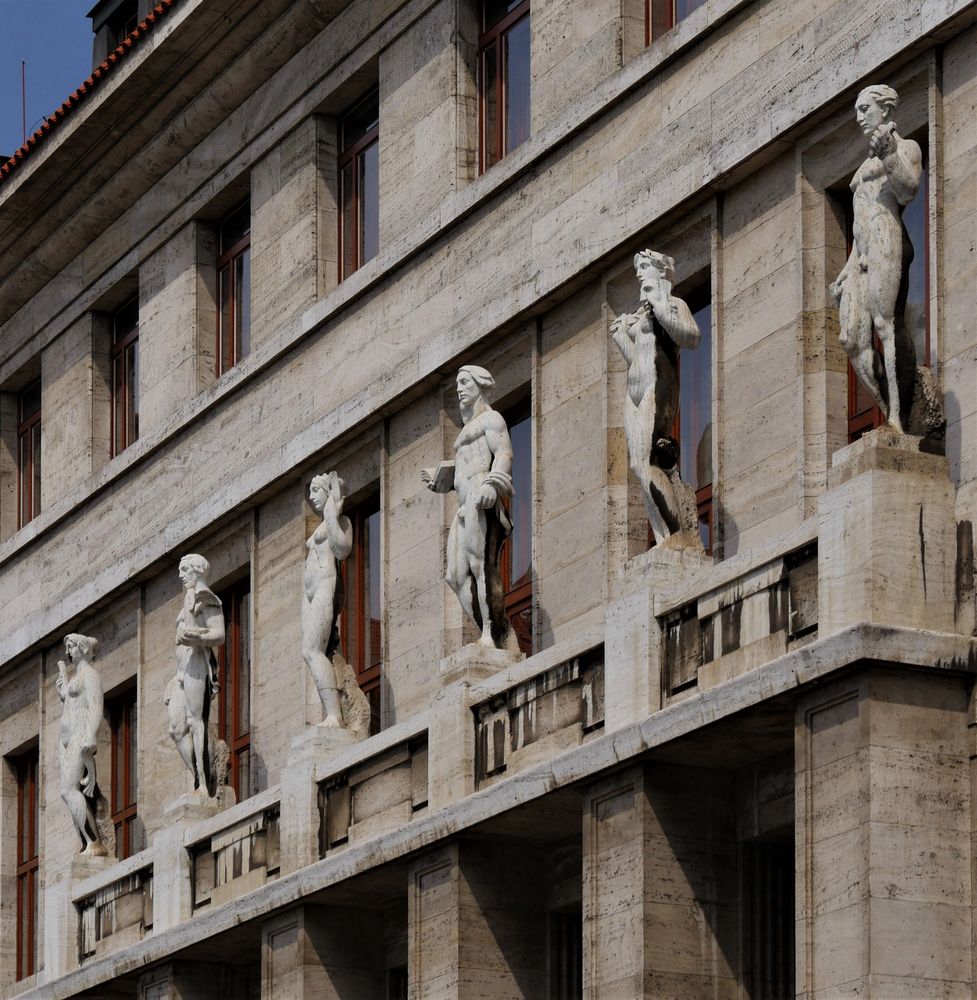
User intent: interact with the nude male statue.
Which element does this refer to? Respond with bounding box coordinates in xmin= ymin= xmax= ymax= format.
xmin=830 ymin=84 xmax=922 ymax=434
xmin=611 ymin=250 xmax=703 ymax=550
xmin=164 ymin=554 xmax=224 ymax=796
xmin=422 ymin=366 xmax=517 ymax=650
xmin=302 ymin=471 xmax=353 ymax=727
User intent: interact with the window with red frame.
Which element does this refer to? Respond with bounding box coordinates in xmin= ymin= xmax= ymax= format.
xmin=341 ymin=496 xmax=382 ymax=734
xmin=217 ymin=580 xmax=251 ymax=800
xmin=338 ymin=92 xmax=380 ymax=281
xmin=109 ymin=687 xmax=139 ymax=860
xmin=648 ymin=285 xmax=713 ymax=554
xmin=478 ymin=0 xmax=531 ymax=173
xmin=645 ymin=0 xmax=707 ymax=44
xmin=17 ymin=380 xmax=41 ymax=529
xmin=843 ymin=160 xmax=929 ymax=443
xmin=217 ymin=201 xmax=251 ymax=376
xmin=501 ymin=401 xmax=533 ymax=654
xmin=111 ymin=298 xmax=139 ymax=456
xmin=15 ymin=749 xmax=39 ymax=981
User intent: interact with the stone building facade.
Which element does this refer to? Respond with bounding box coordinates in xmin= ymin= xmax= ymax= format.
xmin=0 ymin=0 xmax=975 ymax=996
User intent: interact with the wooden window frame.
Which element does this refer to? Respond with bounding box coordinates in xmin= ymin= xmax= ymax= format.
xmin=645 ymin=0 xmax=707 ymax=44
xmin=477 ymin=0 xmax=531 ymax=174
xmin=109 ymin=687 xmax=138 ymax=860
xmin=16 ymin=381 xmax=41 ymax=530
xmin=844 ymin=159 xmax=930 ymax=444
xmin=341 ymin=495 xmax=382 ymax=730
xmin=111 ymin=298 xmax=139 ymax=457
xmin=216 ymin=202 xmax=251 ymax=377
xmin=15 ymin=750 xmax=39 ymax=982
xmin=338 ymin=92 xmax=380 ymax=282
xmin=217 ymin=579 xmax=251 ymax=800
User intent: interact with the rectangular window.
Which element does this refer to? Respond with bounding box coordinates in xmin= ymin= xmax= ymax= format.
xmin=679 ymin=290 xmax=713 ymax=553
xmin=111 ymin=298 xmax=139 ymax=456
xmin=217 ymin=580 xmax=251 ymax=800
xmin=478 ymin=0 xmax=531 ymax=173
xmin=109 ymin=687 xmax=138 ymax=860
xmin=547 ymin=910 xmax=582 ymax=1000
xmin=341 ymin=496 xmax=382 ymax=733
xmin=502 ymin=402 xmax=533 ymax=654
xmin=338 ymin=92 xmax=380 ymax=281
xmin=740 ymin=839 xmax=795 ymax=996
xmin=845 ymin=161 xmax=929 ymax=443
xmin=15 ymin=749 xmax=39 ymax=981
xmin=645 ymin=0 xmax=707 ymax=44
xmin=217 ymin=201 xmax=251 ymax=376
xmin=17 ymin=380 xmax=41 ymax=529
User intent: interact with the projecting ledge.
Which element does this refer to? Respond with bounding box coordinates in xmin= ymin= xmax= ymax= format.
xmin=18 ymin=625 xmax=976 ymax=1000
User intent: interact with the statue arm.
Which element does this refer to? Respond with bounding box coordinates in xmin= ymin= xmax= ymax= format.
xmin=421 ymin=461 xmax=455 ymax=494
xmin=56 ymin=661 xmax=67 ymax=702
xmin=76 ymin=668 xmax=103 ymax=751
xmin=883 ymin=134 xmax=922 ymax=206
xmin=610 ymin=314 xmax=635 ymax=364
xmin=179 ymin=607 xmax=226 ymax=647
xmin=485 ymin=415 xmax=514 ymax=480
xmin=657 ymin=293 xmax=701 ymax=349
xmin=317 ymin=508 xmax=353 ymax=561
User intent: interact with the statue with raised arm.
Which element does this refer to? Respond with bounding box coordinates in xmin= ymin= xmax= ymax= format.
xmin=164 ymin=554 xmax=224 ymax=796
xmin=57 ymin=634 xmax=109 ymax=856
xmin=422 ymin=366 xmax=518 ymax=651
xmin=611 ymin=250 xmax=704 ymax=551
xmin=302 ymin=472 xmax=371 ymax=737
xmin=830 ymin=84 xmax=922 ymax=435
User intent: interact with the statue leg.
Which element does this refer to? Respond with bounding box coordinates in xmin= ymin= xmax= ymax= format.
xmin=61 ymin=754 xmax=93 ymax=851
xmin=466 ymin=506 xmax=496 ymax=648
xmin=166 ymin=679 xmax=196 ymax=780
xmin=868 ymin=242 xmax=909 ymax=433
xmin=446 ymin=513 xmax=479 ymax=629
xmin=625 ymin=397 xmax=679 ymax=542
xmin=841 ymin=263 xmax=887 ymax=415
xmin=301 ymin=593 xmax=343 ymax=727
xmin=183 ymin=672 xmax=209 ymax=794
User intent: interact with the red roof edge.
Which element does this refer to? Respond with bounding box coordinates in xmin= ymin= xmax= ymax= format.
xmin=0 ymin=0 xmax=179 ymax=187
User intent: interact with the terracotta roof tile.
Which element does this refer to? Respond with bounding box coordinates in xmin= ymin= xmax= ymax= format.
xmin=0 ymin=0 xmax=179 ymax=187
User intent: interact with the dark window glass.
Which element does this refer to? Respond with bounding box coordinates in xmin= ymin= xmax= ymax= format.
xmin=502 ymin=402 xmax=533 ymax=654
xmin=217 ymin=201 xmax=251 ymax=376
xmin=109 ymin=688 xmax=140 ymax=860
xmin=646 ymin=0 xmax=706 ymax=43
xmin=479 ymin=0 xmax=530 ymax=172
xmin=548 ymin=910 xmax=583 ymax=1000
xmin=111 ymin=298 xmax=139 ymax=456
xmin=15 ymin=749 xmax=39 ymax=981
xmin=339 ymin=91 xmax=380 ymax=280
xmin=341 ymin=495 xmax=382 ymax=734
xmin=17 ymin=380 xmax=41 ymax=528
xmin=217 ymin=580 xmax=252 ymax=800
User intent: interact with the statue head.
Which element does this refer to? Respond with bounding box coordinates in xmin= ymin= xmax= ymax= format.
xmin=456 ymin=365 xmax=495 ymax=409
xmin=855 ymin=84 xmax=898 ymax=136
xmin=634 ymin=250 xmax=675 ymax=300
xmin=178 ymin=553 xmax=210 ymax=590
xmin=310 ymin=471 xmax=344 ymax=512
xmin=64 ymin=633 xmax=97 ymax=664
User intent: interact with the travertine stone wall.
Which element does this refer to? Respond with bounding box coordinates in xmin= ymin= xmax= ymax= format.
xmin=795 ymin=668 xmax=972 ymax=996
xmin=252 ymin=115 xmax=337 ymax=339
xmin=138 ymin=223 xmax=213 ymax=432
xmin=378 ymin=0 xmax=477 ymax=246
xmin=582 ymin=764 xmax=737 ymax=997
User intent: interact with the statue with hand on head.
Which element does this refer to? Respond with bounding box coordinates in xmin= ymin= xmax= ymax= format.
xmin=830 ymin=83 xmax=922 ymax=435
xmin=611 ymin=250 xmax=704 ymax=550
xmin=422 ymin=365 xmax=518 ymax=651
xmin=57 ymin=634 xmax=109 ymax=856
xmin=165 ymin=553 xmax=224 ymax=796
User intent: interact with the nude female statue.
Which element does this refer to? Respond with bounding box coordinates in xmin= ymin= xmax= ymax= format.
xmin=302 ymin=471 xmax=353 ymax=727
xmin=611 ymin=250 xmax=703 ymax=549
xmin=165 ymin=554 xmax=224 ymax=796
xmin=422 ymin=366 xmax=517 ymax=650
xmin=830 ymin=84 xmax=922 ymax=434
xmin=57 ymin=634 xmax=108 ymax=855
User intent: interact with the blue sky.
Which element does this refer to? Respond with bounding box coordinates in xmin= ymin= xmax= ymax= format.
xmin=0 ymin=1 xmax=94 ymax=159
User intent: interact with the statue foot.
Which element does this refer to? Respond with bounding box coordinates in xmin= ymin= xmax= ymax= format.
xmin=81 ymin=842 xmax=108 ymax=858
xmin=321 ymin=714 xmax=343 ymax=728
xmin=476 ymin=633 xmax=497 ymax=649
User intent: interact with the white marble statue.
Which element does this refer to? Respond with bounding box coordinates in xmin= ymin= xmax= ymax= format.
xmin=830 ymin=84 xmax=923 ymax=435
xmin=164 ymin=554 xmax=224 ymax=796
xmin=611 ymin=251 xmax=704 ymax=550
xmin=301 ymin=471 xmax=371 ymax=737
xmin=422 ymin=366 xmax=517 ymax=650
xmin=57 ymin=634 xmax=109 ymax=856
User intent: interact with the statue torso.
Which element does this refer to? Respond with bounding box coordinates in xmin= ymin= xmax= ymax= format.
xmin=453 ymin=410 xmax=496 ymax=507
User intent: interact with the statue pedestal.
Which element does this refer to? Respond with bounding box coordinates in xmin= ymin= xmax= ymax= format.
xmin=818 ymin=427 xmax=955 ymax=637
xmin=280 ymin=725 xmax=360 ymax=876
xmin=164 ymin=790 xmax=226 ymax=825
xmin=429 ymin=645 xmax=522 ymax=811
xmin=70 ymin=850 xmax=115 ymax=882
